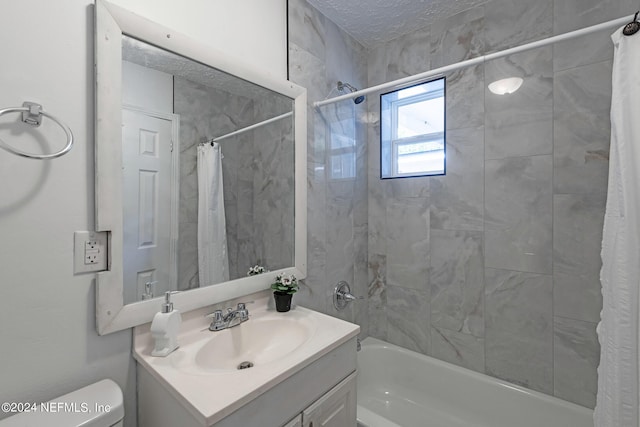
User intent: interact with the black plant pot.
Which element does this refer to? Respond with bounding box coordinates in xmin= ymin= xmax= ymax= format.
xmin=273 ymin=291 xmax=293 ymax=312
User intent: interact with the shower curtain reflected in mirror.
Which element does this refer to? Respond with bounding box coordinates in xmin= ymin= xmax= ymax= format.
xmin=197 ymin=142 xmax=229 ymax=286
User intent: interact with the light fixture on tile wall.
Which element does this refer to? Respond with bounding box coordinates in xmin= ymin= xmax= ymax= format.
xmin=488 ymin=77 xmax=523 ymax=95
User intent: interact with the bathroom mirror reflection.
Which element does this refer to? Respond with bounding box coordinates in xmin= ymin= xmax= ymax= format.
xmin=120 ymin=36 xmax=295 ymax=304
xmin=95 ymin=0 xmax=306 ymax=334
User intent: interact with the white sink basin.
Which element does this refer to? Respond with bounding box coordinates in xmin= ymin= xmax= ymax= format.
xmin=165 ymin=307 xmax=318 ymax=375
xmin=194 ymin=315 xmax=315 ymax=372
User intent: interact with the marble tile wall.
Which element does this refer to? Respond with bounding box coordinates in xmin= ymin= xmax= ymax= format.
xmin=288 ymin=0 xmax=369 ymax=335
xmin=250 ymin=96 xmax=296 ymax=275
xmin=289 ymin=0 xmax=636 ymax=409
xmin=362 ymin=0 xmax=635 ymax=409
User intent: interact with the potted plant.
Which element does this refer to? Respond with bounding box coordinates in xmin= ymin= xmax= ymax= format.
xmin=271 ymin=273 xmax=298 ymax=312
xmin=247 ymin=264 xmax=267 ymax=276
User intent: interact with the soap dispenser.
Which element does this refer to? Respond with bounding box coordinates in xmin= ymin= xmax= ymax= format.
xmin=150 ymin=291 xmax=181 ymax=357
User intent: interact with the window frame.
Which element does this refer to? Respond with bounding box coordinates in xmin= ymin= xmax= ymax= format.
xmin=380 ymin=77 xmax=447 ymax=179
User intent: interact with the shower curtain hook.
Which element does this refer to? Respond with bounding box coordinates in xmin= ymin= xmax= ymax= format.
xmin=623 ymin=11 xmax=640 ymax=36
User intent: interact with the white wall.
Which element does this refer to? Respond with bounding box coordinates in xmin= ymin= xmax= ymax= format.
xmin=111 ymin=0 xmax=288 ymax=80
xmin=122 ymin=61 xmax=173 ymax=112
xmin=0 ymin=1 xmax=286 ymax=425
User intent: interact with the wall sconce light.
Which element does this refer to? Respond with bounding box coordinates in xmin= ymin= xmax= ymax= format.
xmin=488 ymin=77 xmax=524 ymax=95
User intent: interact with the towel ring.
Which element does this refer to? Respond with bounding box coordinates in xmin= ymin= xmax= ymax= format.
xmin=0 ymin=102 xmax=74 ymax=160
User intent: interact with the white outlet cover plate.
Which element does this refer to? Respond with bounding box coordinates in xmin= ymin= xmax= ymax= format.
xmin=74 ymin=231 xmax=108 ymax=274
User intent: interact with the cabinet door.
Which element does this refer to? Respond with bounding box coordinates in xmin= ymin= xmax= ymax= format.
xmin=302 ymin=372 xmax=357 ymax=427
xmin=283 ymin=414 xmax=303 ymax=427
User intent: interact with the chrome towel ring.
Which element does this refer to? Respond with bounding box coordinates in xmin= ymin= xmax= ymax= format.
xmin=0 ymin=101 xmax=74 ymax=160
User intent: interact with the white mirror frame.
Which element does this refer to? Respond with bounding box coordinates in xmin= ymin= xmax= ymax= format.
xmin=95 ymin=0 xmax=307 ymax=335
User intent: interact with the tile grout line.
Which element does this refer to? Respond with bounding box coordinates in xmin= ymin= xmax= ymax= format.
xmin=550 ymin=14 xmax=556 ymax=397
xmin=482 ymin=41 xmax=488 ymax=376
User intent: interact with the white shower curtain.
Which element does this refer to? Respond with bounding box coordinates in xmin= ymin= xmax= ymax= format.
xmin=197 ymin=142 xmax=229 ymax=286
xmin=595 ymin=27 xmax=640 ymax=427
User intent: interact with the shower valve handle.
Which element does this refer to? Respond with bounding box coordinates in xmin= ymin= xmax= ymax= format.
xmin=333 ymin=281 xmax=363 ymax=310
xmin=341 ymin=291 xmax=363 ymax=301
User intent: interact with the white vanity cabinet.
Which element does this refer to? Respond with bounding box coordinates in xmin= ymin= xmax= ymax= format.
xmin=282 ymin=372 xmax=356 ymax=427
xmin=299 ymin=372 xmax=357 ymax=427
xmin=283 ymin=415 xmax=303 ymax=427
xmin=138 ymin=339 xmax=357 ymax=427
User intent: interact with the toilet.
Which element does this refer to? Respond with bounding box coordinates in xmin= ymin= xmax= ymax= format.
xmin=0 ymin=379 xmax=124 ymax=427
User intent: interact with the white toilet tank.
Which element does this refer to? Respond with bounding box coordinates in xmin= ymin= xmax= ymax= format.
xmin=0 ymin=379 xmax=124 ymax=427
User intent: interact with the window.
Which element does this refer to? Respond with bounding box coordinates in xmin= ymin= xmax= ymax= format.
xmin=380 ymin=78 xmax=445 ymax=178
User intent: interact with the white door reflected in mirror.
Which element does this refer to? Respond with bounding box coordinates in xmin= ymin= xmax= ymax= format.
xmin=122 ymin=108 xmax=179 ymax=303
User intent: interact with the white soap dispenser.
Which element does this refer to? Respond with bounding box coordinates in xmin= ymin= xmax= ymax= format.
xmin=150 ymin=291 xmax=181 ymax=357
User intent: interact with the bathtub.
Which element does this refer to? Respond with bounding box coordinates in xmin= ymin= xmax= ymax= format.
xmin=357 ymin=337 xmax=593 ymax=427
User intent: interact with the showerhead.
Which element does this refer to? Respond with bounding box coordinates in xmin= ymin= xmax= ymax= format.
xmin=337 ymin=81 xmax=366 ymax=105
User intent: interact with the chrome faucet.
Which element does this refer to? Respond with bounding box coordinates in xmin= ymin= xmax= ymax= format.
xmin=206 ymin=302 xmax=251 ymax=331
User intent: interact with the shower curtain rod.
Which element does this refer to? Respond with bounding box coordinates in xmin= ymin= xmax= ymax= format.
xmin=208 ymin=111 xmax=293 ymax=143
xmin=314 ymin=13 xmax=635 ymax=108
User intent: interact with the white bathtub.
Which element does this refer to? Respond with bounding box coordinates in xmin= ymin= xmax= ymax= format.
xmin=357 ymin=337 xmax=593 ymax=427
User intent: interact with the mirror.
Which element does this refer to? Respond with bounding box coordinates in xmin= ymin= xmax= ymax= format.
xmin=120 ymin=36 xmax=295 ymax=303
xmin=95 ymin=0 xmax=306 ymax=334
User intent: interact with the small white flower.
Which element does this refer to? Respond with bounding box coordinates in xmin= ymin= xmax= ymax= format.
xmin=248 ymin=264 xmax=267 ymax=276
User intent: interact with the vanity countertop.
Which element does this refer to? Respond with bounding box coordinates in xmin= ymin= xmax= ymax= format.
xmin=133 ymin=296 xmax=359 ymax=426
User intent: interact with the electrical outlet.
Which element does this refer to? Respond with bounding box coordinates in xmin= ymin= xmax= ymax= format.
xmin=74 ymin=231 xmax=108 ymax=274
xmin=85 ymin=251 xmax=99 ymax=264
xmin=84 ymin=240 xmax=100 ymax=265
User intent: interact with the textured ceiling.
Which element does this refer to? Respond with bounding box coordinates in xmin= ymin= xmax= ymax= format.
xmin=305 ymin=0 xmax=489 ymax=48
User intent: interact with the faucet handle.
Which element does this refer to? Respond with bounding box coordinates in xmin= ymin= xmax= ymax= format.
xmin=236 ymin=301 xmax=253 ymax=321
xmin=342 ymin=292 xmax=364 ymax=301
xmin=205 ymin=310 xmax=224 ymax=321
xmin=206 ymin=310 xmax=227 ymax=331
xmin=237 ymin=301 xmax=254 ymax=310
